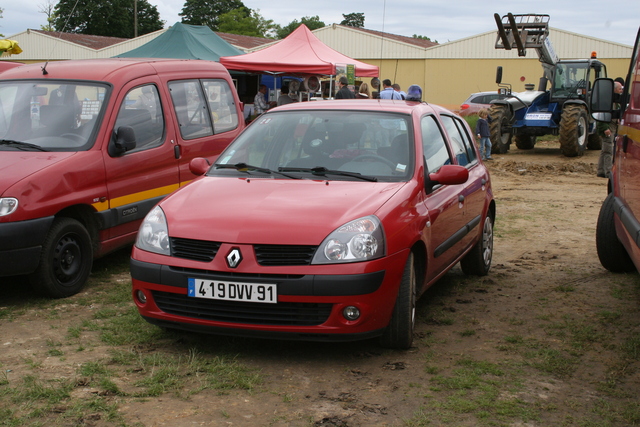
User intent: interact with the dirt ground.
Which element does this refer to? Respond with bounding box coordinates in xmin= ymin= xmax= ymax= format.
xmin=2 ymin=140 xmax=640 ymax=426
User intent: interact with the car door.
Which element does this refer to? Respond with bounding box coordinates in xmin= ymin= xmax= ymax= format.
xmin=420 ymin=115 xmax=470 ymax=279
xmin=439 ymin=114 xmax=488 ymax=245
xmin=102 ymin=79 xmax=180 ymax=241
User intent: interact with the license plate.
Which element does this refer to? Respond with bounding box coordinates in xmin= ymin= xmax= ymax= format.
xmin=525 ymin=113 xmax=552 ymax=121
xmin=187 ymin=278 xmax=277 ymax=303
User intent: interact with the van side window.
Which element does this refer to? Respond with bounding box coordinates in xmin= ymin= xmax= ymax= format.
xmin=168 ymin=80 xmax=213 ymax=140
xmin=202 ymin=80 xmax=239 ymax=133
xmin=115 ymin=84 xmax=164 ymax=152
xmin=440 ymin=115 xmax=476 ymax=166
xmin=421 ymin=115 xmax=451 ymax=174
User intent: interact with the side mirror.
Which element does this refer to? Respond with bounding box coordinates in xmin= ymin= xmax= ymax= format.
xmin=189 ymin=157 xmax=211 ymax=175
xmin=496 ymin=66 xmax=503 ymax=85
xmin=108 ymin=126 xmax=136 ymax=157
xmin=429 ymin=164 xmax=469 ymax=186
xmin=591 ymin=78 xmax=614 ymax=112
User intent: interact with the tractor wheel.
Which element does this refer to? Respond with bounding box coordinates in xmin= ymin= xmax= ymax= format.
xmin=488 ymin=104 xmax=512 ymax=154
xmin=515 ymin=135 xmax=536 ymax=150
xmin=587 ymin=132 xmax=603 ymax=150
xmin=559 ymin=105 xmax=588 ymax=157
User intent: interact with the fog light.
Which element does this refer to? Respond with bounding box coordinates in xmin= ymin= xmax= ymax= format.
xmin=136 ymin=290 xmax=147 ymax=304
xmin=343 ymin=306 xmax=360 ymax=320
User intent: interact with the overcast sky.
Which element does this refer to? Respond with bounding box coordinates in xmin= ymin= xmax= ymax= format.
xmin=2 ymin=0 xmax=638 ymax=46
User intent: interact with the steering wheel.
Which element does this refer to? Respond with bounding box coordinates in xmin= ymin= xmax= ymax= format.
xmin=61 ymin=133 xmax=85 ymax=144
xmin=351 ymin=154 xmax=398 ymax=169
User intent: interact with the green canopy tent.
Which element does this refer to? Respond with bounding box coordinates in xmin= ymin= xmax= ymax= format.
xmin=115 ymin=22 xmax=245 ymax=61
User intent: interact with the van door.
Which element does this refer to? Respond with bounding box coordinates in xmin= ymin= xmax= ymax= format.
xmin=101 ymin=79 xmax=180 ymax=243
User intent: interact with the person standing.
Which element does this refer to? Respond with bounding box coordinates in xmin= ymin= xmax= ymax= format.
xmin=379 ymin=79 xmax=402 ymax=100
xmin=597 ymin=79 xmax=624 ymax=178
xmin=277 ymin=85 xmax=296 ymax=106
xmin=357 ymin=82 xmax=372 ymax=99
xmin=476 ymin=108 xmax=492 ymax=160
xmin=334 ymin=76 xmax=355 ymax=99
xmin=392 ymin=84 xmax=406 ymax=100
xmin=254 ymin=84 xmax=275 ymax=115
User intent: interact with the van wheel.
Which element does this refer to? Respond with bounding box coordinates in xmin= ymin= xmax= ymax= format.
xmin=461 ymin=211 xmax=494 ymax=276
xmin=29 ymin=218 xmax=93 ymax=298
xmin=380 ymin=252 xmax=416 ymax=349
xmin=596 ymin=193 xmax=635 ymax=272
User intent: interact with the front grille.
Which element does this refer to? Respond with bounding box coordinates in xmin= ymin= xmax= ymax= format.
xmin=171 ymin=237 xmax=221 ymax=262
xmin=153 ymin=291 xmax=332 ymax=326
xmin=254 ymin=244 xmax=317 ymax=266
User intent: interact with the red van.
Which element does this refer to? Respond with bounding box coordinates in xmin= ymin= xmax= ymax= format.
xmin=594 ymin=28 xmax=640 ymax=272
xmin=0 ymin=58 xmax=244 ymax=297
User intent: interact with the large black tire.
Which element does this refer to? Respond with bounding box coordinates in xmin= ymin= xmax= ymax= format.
xmin=515 ymin=135 xmax=536 ymax=150
xmin=460 ymin=210 xmax=494 ymax=276
xmin=587 ymin=132 xmax=603 ymax=150
xmin=488 ymin=104 xmax=512 ymax=154
xmin=380 ymin=252 xmax=416 ymax=349
xmin=559 ymin=105 xmax=588 ymax=157
xmin=596 ymin=193 xmax=636 ymax=273
xmin=29 ymin=217 xmax=93 ymax=298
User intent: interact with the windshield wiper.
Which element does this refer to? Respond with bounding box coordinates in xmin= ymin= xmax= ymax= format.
xmin=279 ymin=166 xmax=378 ymax=182
xmin=0 ymin=139 xmax=49 ymax=151
xmin=214 ymin=162 xmax=301 ymax=179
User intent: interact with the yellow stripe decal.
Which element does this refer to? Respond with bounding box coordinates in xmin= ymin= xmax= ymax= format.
xmin=91 ymin=183 xmax=180 ymax=211
xmin=619 ymin=124 xmax=640 ymax=144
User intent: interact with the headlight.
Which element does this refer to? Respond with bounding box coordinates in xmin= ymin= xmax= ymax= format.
xmin=136 ymin=206 xmax=170 ymax=255
xmin=312 ymin=216 xmax=385 ymax=264
xmin=0 ymin=198 xmax=18 ymax=216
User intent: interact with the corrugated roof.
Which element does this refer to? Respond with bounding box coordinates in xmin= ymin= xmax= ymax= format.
xmin=338 ymin=25 xmax=438 ymax=49
xmin=31 ymin=30 xmax=127 ymax=50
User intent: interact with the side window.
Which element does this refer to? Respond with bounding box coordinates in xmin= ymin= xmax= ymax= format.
xmin=421 ymin=115 xmax=451 ymax=174
xmin=114 ymin=84 xmax=164 ymax=152
xmin=440 ymin=115 xmax=474 ymax=166
xmin=202 ymin=80 xmax=239 ymax=133
xmin=168 ymin=80 xmax=213 ymax=140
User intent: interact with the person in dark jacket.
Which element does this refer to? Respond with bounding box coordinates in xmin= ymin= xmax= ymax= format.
xmin=335 ymin=76 xmax=355 ymax=99
xmin=475 ymin=108 xmax=492 ymax=160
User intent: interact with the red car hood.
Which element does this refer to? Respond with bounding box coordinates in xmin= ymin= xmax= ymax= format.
xmin=0 ymin=152 xmax=76 ymax=195
xmin=162 ymin=177 xmax=407 ymax=244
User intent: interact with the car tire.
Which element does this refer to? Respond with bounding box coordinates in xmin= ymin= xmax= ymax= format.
xmin=29 ymin=217 xmax=93 ymax=298
xmin=461 ymin=210 xmax=494 ymax=276
xmin=596 ymin=193 xmax=636 ymax=273
xmin=489 ymin=104 xmax=512 ymax=154
xmin=559 ymin=105 xmax=588 ymax=157
xmin=380 ymin=251 xmax=416 ymax=349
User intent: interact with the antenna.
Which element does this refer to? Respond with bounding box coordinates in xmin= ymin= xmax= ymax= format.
xmin=42 ymin=0 xmax=82 ymax=75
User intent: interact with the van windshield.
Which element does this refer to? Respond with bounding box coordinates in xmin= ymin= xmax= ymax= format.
xmin=0 ymin=81 xmax=109 ymax=151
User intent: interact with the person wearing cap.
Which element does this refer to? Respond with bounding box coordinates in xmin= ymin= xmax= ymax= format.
xmin=334 ymin=76 xmax=355 ymax=99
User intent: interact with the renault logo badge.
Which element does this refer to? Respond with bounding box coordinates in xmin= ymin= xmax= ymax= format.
xmin=226 ymin=248 xmax=242 ymax=268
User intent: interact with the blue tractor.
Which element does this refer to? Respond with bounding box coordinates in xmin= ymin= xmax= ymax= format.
xmin=489 ymin=13 xmax=607 ymax=157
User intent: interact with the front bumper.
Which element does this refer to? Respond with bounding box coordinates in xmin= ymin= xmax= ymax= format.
xmin=0 ymin=216 xmax=54 ymax=276
xmin=131 ymin=249 xmax=409 ymax=341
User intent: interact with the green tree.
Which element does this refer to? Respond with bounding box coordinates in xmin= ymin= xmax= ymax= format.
xmin=218 ymin=8 xmax=278 ymax=38
xmin=180 ymin=0 xmax=247 ymax=31
xmin=276 ymin=16 xmax=325 ymax=39
xmin=340 ymin=12 xmax=364 ymax=28
xmin=413 ymin=34 xmax=437 ymax=43
xmin=53 ymin=0 xmax=164 ymax=38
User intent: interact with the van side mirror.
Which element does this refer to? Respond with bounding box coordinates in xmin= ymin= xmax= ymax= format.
xmin=108 ymin=126 xmax=137 ymax=157
xmin=590 ymin=78 xmax=614 ymax=122
xmin=496 ymin=66 xmax=503 ymax=85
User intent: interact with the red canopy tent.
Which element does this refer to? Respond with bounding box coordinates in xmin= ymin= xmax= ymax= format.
xmin=219 ymin=25 xmax=379 ymax=77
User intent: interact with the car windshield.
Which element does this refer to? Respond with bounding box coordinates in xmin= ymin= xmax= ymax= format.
xmin=553 ymin=63 xmax=589 ymax=98
xmin=213 ymin=110 xmax=414 ymax=182
xmin=0 ymin=80 xmax=109 ymax=151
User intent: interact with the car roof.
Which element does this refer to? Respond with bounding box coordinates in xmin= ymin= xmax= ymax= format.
xmin=0 ymin=58 xmax=230 ymax=82
xmin=270 ymin=99 xmax=451 ymax=116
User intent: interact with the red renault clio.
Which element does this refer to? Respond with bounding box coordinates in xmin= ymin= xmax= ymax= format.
xmin=130 ymin=97 xmax=495 ymax=349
